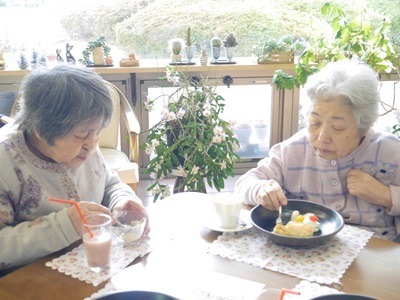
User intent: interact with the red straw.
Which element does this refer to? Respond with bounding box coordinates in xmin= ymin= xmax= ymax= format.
xmin=279 ymin=288 xmax=301 ymax=300
xmin=50 ymin=197 xmax=94 ymax=237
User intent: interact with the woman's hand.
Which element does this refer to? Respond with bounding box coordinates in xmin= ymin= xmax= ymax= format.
xmin=67 ymin=201 xmax=111 ymax=235
xmin=347 ymin=169 xmax=393 ymax=209
xmin=112 ymin=200 xmax=150 ymax=235
xmin=256 ymin=179 xmax=287 ymax=210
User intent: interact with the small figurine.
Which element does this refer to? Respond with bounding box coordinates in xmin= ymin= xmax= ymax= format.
xmin=56 ymin=49 xmax=64 ymax=62
xmin=199 ymin=46 xmax=208 ymax=66
xmin=0 ymin=52 xmax=5 ymax=70
xmin=31 ymin=48 xmax=39 ymax=69
xmin=18 ymin=52 xmax=29 ymax=69
xmin=119 ymin=53 xmax=139 ymax=67
xmin=38 ymin=53 xmax=47 ymax=67
xmin=66 ymin=43 xmax=75 ymax=64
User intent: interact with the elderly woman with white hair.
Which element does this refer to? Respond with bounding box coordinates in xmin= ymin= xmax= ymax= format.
xmin=0 ymin=65 xmax=149 ymax=273
xmin=235 ymin=59 xmax=400 ymax=241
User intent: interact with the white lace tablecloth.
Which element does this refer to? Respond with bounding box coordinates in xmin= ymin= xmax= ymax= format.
xmin=45 ymin=238 xmax=152 ymax=286
xmin=207 ymin=225 xmax=373 ymax=285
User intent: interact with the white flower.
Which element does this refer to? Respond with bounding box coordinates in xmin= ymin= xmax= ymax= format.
xmin=203 ymin=109 xmax=211 ymax=117
xmin=151 ymin=139 xmax=160 ymax=147
xmin=150 ymin=172 xmax=157 ymax=179
xmin=220 ymin=161 xmax=227 ymax=169
xmin=166 ymin=111 xmax=176 ymax=121
xmin=176 ymin=166 xmax=187 ymax=177
xmin=233 ymin=142 xmax=240 ymax=152
xmin=213 ymin=125 xmax=224 ymax=135
xmin=191 ymin=166 xmax=200 ymax=175
xmin=177 ymin=108 xmax=186 ymax=118
xmin=145 ymin=143 xmax=153 ymax=155
xmin=151 ymin=186 xmax=161 ymax=195
xmin=212 ymin=135 xmax=222 ymax=144
xmin=162 ymin=186 xmax=171 ymax=198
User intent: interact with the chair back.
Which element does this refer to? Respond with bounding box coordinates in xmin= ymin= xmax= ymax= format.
xmin=99 ymin=82 xmax=120 ymax=149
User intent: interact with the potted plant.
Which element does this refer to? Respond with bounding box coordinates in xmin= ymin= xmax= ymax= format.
xmin=79 ymin=36 xmax=111 ymax=66
xmin=169 ymin=38 xmax=185 ymax=62
xmin=141 ymin=66 xmax=241 ymax=201
xmin=185 ymin=27 xmax=196 ymax=63
xmin=233 ymin=122 xmax=252 ymax=146
xmin=252 ymin=34 xmax=305 ymax=64
xmin=210 ymin=36 xmax=222 ymax=62
xmin=253 ymin=120 xmax=268 ymax=141
xmin=223 ymin=33 xmax=238 ymax=62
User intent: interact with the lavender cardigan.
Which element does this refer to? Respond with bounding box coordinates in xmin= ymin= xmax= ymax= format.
xmin=0 ymin=127 xmax=141 ymax=270
xmin=235 ymin=128 xmax=400 ymax=240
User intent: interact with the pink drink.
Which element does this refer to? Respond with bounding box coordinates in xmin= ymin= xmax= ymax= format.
xmin=83 ymin=230 xmax=111 ymax=270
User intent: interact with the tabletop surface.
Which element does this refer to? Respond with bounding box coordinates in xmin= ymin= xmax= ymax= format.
xmin=0 ymin=192 xmax=399 ymax=300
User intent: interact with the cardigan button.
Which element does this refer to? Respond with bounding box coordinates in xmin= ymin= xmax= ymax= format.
xmin=331 ymin=179 xmax=338 ymax=186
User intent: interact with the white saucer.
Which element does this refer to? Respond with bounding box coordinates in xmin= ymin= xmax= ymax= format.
xmin=204 ymin=209 xmax=253 ymax=232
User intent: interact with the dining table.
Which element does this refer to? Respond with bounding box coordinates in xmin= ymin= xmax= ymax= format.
xmin=0 ymin=191 xmax=399 ymax=300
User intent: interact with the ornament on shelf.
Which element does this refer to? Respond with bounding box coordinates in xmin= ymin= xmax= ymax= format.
xmin=38 ymin=53 xmax=47 ymax=67
xmin=199 ymin=45 xmax=208 ymax=65
xmin=0 ymin=52 xmax=5 ymax=70
xmin=119 ymin=53 xmax=140 ymax=67
xmin=18 ymin=52 xmax=29 ymax=69
xmin=30 ymin=48 xmax=39 ymax=68
xmin=56 ymin=49 xmax=64 ymax=62
xmin=66 ymin=43 xmax=75 ymax=64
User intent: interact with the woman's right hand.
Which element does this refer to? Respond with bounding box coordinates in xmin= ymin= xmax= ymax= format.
xmin=256 ymin=179 xmax=287 ymax=210
xmin=66 ymin=201 xmax=111 ymax=235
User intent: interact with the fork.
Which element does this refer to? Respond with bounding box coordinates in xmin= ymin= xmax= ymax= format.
xmin=276 ymin=206 xmax=282 ymax=225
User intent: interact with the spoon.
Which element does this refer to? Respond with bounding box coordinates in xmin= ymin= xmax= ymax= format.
xmin=276 ymin=206 xmax=282 ymax=225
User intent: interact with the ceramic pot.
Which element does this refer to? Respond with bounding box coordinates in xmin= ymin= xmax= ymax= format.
xmin=92 ymin=47 xmax=105 ymax=65
xmin=170 ymin=54 xmax=182 ymax=62
xmin=212 ymin=47 xmax=221 ymax=61
xmin=185 ymin=46 xmax=196 ymax=62
xmin=225 ymin=47 xmax=235 ymax=62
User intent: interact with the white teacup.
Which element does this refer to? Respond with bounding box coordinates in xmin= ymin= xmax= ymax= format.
xmin=213 ymin=193 xmax=244 ymax=228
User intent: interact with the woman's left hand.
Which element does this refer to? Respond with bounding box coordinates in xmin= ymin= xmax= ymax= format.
xmin=112 ymin=200 xmax=150 ymax=235
xmin=346 ymin=169 xmax=392 ymax=208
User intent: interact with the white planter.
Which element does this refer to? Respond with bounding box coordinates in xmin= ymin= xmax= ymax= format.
xmin=234 ymin=128 xmax=252 ymax=145
xmin=184 ymin=46 xmax=196 ymax=62
xmin=225 ymin=47 xmax=235 ymax=62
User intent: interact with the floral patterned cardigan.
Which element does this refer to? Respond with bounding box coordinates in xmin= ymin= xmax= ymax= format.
xmin=235 ymin=128 xmax=400 ymax=241
xmin=0 ymin=128 xmax=141 ymax=271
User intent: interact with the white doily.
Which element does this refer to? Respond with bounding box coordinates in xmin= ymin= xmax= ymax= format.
xmin=45 ymin=238 xmax=152 ymax=286
xmin=207 ymin=225 xmax=373 ymax=285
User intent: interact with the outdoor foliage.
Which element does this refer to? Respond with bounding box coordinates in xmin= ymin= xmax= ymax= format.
xmin=272 ymin=2 xmax=400 ymax=90
xmin=140 ymin=66 xmax=241 ymax=202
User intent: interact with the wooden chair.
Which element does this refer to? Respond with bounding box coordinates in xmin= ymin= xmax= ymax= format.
xmin=3 ymin=81 xmax=141 ymax=192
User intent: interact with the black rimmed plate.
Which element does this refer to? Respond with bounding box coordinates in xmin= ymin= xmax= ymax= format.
xmin=310 ymin=294 xmax=377 ymax=300
xmin=250 ymin=200 xmax=344 ymax=248
xmin=94 ymin=290 xmax=179 ymax=300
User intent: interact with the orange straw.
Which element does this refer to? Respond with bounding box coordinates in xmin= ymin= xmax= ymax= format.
xmin=50 ymin=197 xmax=94 ymax=237
xmin=279 ymin=288 xmax=301 ymax=300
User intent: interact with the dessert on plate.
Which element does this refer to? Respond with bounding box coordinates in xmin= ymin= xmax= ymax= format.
xmin=273 ymin=210 xmax=320 ymax=237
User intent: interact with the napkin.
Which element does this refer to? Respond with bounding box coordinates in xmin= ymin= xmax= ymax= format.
xmin=207 ymin=225 xmax=373 ymax=285
xmin=46 ymin=237 xmax=152 ymax=286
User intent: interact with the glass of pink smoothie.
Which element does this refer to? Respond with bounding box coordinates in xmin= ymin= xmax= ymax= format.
xmin=82 ymin=213 xmax=112 ymax=272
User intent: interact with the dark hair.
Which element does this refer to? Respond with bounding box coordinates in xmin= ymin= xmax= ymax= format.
xmin=15 ymin=64 xmax=113 ymax=145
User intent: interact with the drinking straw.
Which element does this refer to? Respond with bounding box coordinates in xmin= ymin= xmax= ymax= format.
xmin=279 ymin=288 xmax=301 ymax=300
xmin=50 ymin=197 xmax=94 ymax=237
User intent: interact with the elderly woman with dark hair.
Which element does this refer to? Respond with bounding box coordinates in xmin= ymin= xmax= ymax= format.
xmin=235 ymin=59 xmax=400 ymax=241
xmin=0 ymin=64 xmax=149 ymax=272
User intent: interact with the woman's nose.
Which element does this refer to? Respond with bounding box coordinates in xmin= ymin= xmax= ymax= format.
xmin=83 ymin=137 xmax=98 ymax=151
xmin=318 ymin=126 xmax=332 ymax=143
